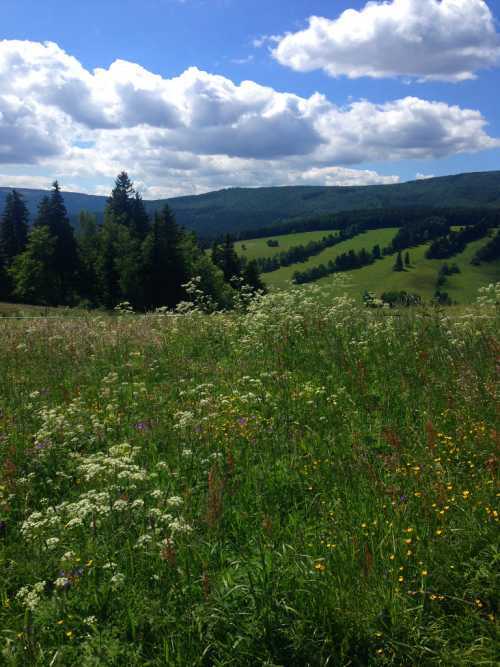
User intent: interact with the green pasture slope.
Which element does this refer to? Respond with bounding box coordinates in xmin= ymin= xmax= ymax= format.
xmin=246 ymin=230 xmax=500 ymax=302
xmin=237 ymin=230 xmax=338 ymax=261
xmin=250 ymin=229 xmax=396 ymax=290
xmin=328 ymin=236 xmax=500 ymax=305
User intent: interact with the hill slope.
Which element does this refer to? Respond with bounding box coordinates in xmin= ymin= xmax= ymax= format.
xmin=1 ymin=170 xmax=499 ymax=235
xmin=249 ymin=229 xmax=500 ymax=303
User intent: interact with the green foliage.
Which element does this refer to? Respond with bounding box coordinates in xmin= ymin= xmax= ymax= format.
xmin=469 ymin=229 xmax=500 ymax=265
xmin=1 ymin=287 xmax=500 ymax=665
xmin=425 ymin=221 xmax=490 ymax=260
xmin=1 ymin=175 xmax=246 ymax=312
xmin=242 ymin=259 xmax=266 ymax=295
xmin=218 ymin=233 xmax=241 ymax=284
xmin=0 ymin=189 xmax=30 ymax=266
xmin=393 ymin=251 xmax=404 ymax=272
xmin=378 ymin=290 xmax=421 ymax=307
xmin=9 ymin=226 xmax=61 ymax=305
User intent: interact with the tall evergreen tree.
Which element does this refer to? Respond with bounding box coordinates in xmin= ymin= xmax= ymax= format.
xmin=404 ymin=251 xmax=410 ymax=266
xmin=10 ymin=227 xmax=61 ymax=305
xmin=106 ymin=172 xmax=134 ymax=225
xmin=220 ymin=233 xmax=241 ymax=284
xmin=75 ymin=210 xmax=101 ymax=306
xmin=242 ymin=259 xmax=266 ymax=295
xmin=393 ymin=251 xmax=404 ymax=272
xmin=0 ymin=189 xmax=30 ymax=266
xmin=33 ymin=196 xmax=52 ymax=230
xmin=49 ymin=181 xmax=78 ymax=301
xmin=143 ymin=204 xmax=186 ymax=309
xmin=32 ymin=184 xmax=78 ymax=302
xmin=95 ymin=212 xmax=121 ymax=309
xmin=115 ymin=225 xmax=145 ymax=309
xmin=211 ymin=239 xmax=221 ymax=266
xmin=131 ymin=191 xmax=151 ymax=239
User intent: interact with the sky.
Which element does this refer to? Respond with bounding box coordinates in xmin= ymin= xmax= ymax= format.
xmin=0 ymin=0 xmax=500 ymax=199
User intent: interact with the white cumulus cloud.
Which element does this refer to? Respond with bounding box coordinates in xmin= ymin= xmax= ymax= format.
xmin=272 ymin=0 xmax=500 ymax=81
xmin=0 ymin=39 xmax=498 ymax=197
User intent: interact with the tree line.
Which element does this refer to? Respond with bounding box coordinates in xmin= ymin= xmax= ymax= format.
xmin=201 ymin=206 xmax=500 ymax=248
xmin=469 ymin=229 xmax=500 ymax=265
xmin=0 ymin=173 xmax=265 ymax=310
xmin=291 ymin=245 xmax=377 ymax=285
xmin=255 ymin=224 xmax=365 ymax=274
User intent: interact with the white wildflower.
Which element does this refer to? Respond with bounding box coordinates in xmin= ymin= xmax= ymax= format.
xmin=166 ymin=496 xmax=183 ymax=508
xmin=110 ymin=573 xmax=125 ymax=586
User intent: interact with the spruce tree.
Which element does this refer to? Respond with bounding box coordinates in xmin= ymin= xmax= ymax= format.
xmin=404 ymin=251 xmax=410 ymax=267
xmin=106 ymin=172 xmax=134 ymax=225
xmin=31 ymin=184 xmax=78 ymax=302
xmin=115 ymin=225 xmax=145 ymax=309
xmin=220 ymin=233 xmax=241 ymax=284
xmin=211 ymin=239 xmax=220 ymax=266
xmin=142 ymin=204 xmax=186 ymax=309
xmin=33 ymin=196 xmax=52 ymax=230
xmin=393 ymin=251 xmax=404 ymax=272
xmin=243 ymin=259 xmax=266 ymax=294
xmin=75 ymin=211 xmax=101 ymax=306
xmin=95 ymin=212 xmax=121 ymax=309
xmin=0 ymin=189 xmax=30 ymax=266
xmin=49 ymin=181 xmax=78 ymax=301
xmin=10 ymin=227 xmax=61 ymax=305
xmin=131 ymin=191 xmax=150 ymax=239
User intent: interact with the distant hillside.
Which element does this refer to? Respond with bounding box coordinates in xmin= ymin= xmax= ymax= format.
xmin=1 ymin=170 xmax=499 ymax=235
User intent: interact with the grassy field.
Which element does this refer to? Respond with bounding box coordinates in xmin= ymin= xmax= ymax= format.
xmin=0 ymin=303 xmax=102 ymax=318
xmin=1 ymin=286 xmax=500 ymax=665
xmin=248 ymin=229 xmax=500 ymax=302
xmin=258 ymin=229 xmax=397 ymax=290
xmin=237 ymin=231 xmax=339 ymax=262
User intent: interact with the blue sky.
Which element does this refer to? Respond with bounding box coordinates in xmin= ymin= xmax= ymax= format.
xmin=0 ymin=0 xmax=499 ymax=197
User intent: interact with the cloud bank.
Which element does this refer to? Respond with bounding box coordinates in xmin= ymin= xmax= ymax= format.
xmin=0 ymin=39 xmax=499 ymax=196
xmin=272 ymin=0 xmax=500 ymax=81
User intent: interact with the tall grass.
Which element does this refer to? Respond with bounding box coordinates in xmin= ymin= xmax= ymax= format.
xmin=1 ymin=282 xmax=500 ymax=665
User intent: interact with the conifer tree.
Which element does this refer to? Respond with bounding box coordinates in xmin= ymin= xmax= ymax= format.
xmin=131 ymin=191 xmax=151 ymax=239
xmin=33 ymin=196 xmax=52 ymax=230
xmin=10 ymin=227 xmax=61 ymax=305
xmin=95 ymin=212 xmax=121 ymax=309
xmin=75 ymin=211 xmax=101 ymax=306
xmin=211 ymin=239 xmax=220 ymax=266
xmin=220 ymin=232 xmax=241 ymax=284
xmin=242 ymin=259 xmax=266 ymax=294
xmin=142 ymin=204 xmax=186 ymax=309
xmin=115 ymin=224 xmax=145 ymax=309
xmin=106 ymin=172 xmax=134 ymax=225
xmin=32 ymin=183 xmax=78 ymax=302
xmin=393 ymin=251 xmax=404 ymax=272
xmin=404 ymin=251 xmax=410 ymax=266
xmin=0 ymin=189 xmax=30 ymax=266
xmin=49 ymin=181 xmax=78 ymax=301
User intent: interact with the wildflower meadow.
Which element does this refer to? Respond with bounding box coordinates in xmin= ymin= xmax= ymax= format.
xmin=1 ymin=280 xmax=500 ymax=665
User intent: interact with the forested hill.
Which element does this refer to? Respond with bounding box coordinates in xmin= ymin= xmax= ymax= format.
xmin=2 ymin=170 xmax=500 ymax=236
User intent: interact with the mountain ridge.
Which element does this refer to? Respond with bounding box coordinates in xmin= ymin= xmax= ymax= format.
xmin=1 ymin=170 xmax=499 ymax=236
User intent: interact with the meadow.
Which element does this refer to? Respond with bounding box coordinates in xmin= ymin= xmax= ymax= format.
xmin=1 ymin=281 xmax=500 ymax=665
xmin=246 ymin=229 xmax=500 ymax=302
